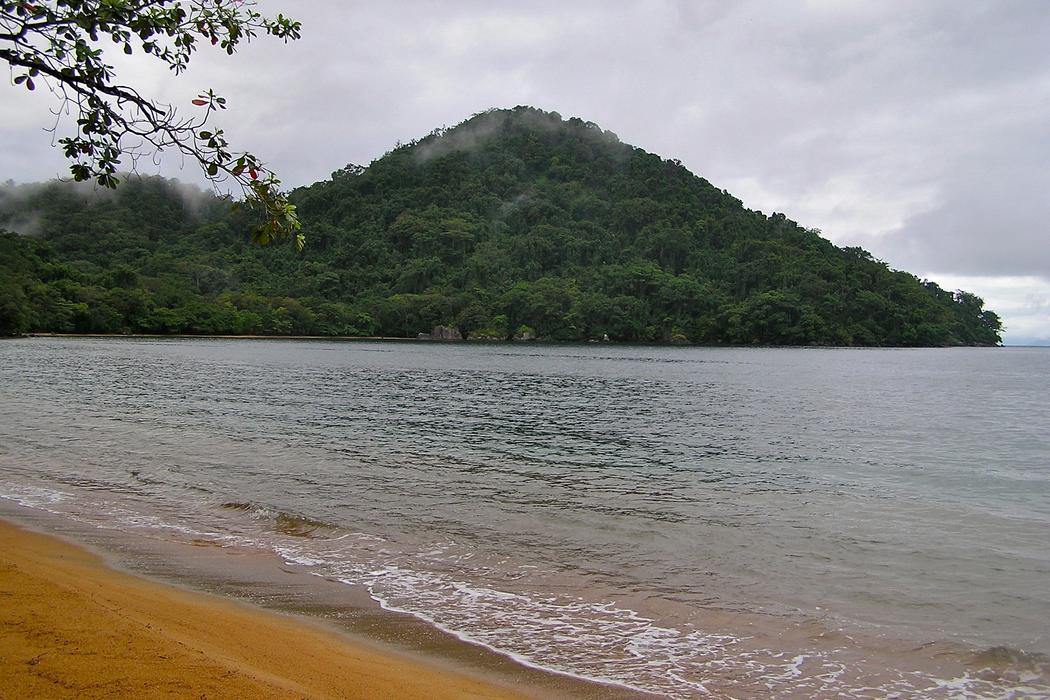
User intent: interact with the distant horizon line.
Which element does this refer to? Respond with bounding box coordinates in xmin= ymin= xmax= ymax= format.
xmin=1002 ymin=339 xmax=1050 ymax=347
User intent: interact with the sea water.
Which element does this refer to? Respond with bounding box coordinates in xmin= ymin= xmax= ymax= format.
xmin=1 ymin=338 xmax=1048 ymax=698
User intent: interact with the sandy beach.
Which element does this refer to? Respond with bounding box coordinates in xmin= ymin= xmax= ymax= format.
xmin=0 ymin=518 xmax=528 ymax=699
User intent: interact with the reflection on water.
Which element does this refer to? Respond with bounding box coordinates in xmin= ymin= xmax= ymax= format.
xmin=2 ymin=338 xmax=1049 ymax=698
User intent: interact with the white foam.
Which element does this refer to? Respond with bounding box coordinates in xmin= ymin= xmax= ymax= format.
xmin=0 ymin=483 xmax=71 ymax=510
xmin=272 ymin=537 xmax=1050 ymax=699
xmin=5 ymin=484 xmax=1048 ymax=699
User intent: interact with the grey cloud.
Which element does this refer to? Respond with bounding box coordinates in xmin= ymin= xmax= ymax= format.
xmin=3 ymin=0 xmax=1049 ymax=335
xmin=860 ymin=153 xmax=1050 ymax=278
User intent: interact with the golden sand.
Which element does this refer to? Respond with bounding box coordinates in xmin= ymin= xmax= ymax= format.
xmin=0 ymin=518 xmax=528 ymax=699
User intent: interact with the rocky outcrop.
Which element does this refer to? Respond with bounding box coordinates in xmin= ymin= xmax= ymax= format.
xmin=513 ymin=326 xmax=536 ymax=341
xmin=430 ymin=325 xmax=463 ymax=341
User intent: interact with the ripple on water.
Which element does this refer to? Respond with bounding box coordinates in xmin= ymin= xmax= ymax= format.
xmin=2 ymin=339 xmax=1050 ymax=698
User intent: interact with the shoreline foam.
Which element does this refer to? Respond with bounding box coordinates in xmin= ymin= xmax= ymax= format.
xmin=0 ymin=517 xmax=547 ymax=699
xmin=4 ymin=486 xmax=1049 ymax=699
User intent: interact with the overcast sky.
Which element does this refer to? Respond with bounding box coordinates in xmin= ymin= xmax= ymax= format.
xmin=3 ymin=0 xmax=1048 ymax=343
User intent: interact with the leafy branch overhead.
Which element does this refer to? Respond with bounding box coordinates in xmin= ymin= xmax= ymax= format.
xmin=1 ymin=0 xmax=303 ymax=249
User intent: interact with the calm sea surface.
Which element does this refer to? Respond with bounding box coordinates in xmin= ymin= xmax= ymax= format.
xmin=1 ymin=338 xmax=1048 ymax=698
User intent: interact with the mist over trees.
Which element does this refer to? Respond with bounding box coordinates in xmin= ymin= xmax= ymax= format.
xmin=0 ymin=107 xmax=1002 ymax=345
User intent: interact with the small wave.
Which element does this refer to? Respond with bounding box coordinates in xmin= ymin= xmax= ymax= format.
xmin=6 ymin=483 xmax=1049 ymax=699
xmin=968 ymin=646 xmax=1050 ymax=687
xmin=271 ymin=537 xmax=1050 ymax=699
xmin=274 ymin=512 xmax=335 ymax=537
xmin=220 ymin=501 xmax=257 ymax=512
xmin=0 ymin=483 xmax=70 ymax=510
xmin=274 ymin=541 xmax=819 ymax=697
xmin=220 ymin=501 xmax=337 ymax=538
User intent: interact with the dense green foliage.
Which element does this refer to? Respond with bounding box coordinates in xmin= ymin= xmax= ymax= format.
xmin=0 ymin=107 xmax=1002 ymax=345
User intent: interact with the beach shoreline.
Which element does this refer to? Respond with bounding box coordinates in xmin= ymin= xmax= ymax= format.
xmin=0 ymin=516 xmax=639 ymax=699
xmin=3 ymin=339 xmax=1047 ymax=699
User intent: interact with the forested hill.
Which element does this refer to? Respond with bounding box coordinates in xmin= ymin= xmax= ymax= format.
xmin=1 ymin=106 xmax=1001 ymax=345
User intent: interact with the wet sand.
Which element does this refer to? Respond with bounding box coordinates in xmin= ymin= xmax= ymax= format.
xmin=0 ymin=518 xmax=530 ymax=699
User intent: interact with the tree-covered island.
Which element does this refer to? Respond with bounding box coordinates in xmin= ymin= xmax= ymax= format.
xmin=0 ymin=107 xmax=1002 ymax=345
